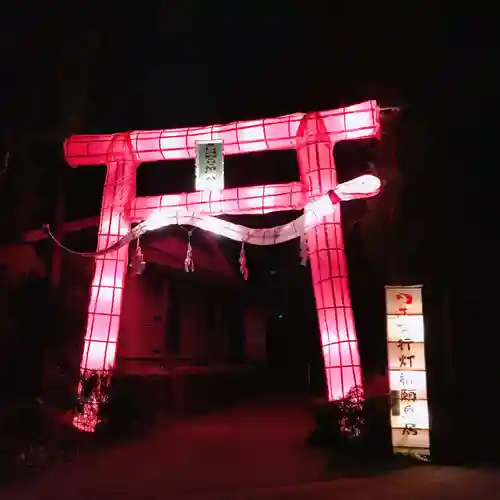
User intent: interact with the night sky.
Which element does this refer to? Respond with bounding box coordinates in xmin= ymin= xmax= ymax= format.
xmin=2 ymin=2 xmax=418 ymax=219
xmin=1 ymin=4 xmax=496 ymax=410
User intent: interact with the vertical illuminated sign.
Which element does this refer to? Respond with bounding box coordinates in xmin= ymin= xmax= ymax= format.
xmin=386 ymin=285 xmax=430 ymax=456
xmin=195 ymin=140 xmax=224 ymax=191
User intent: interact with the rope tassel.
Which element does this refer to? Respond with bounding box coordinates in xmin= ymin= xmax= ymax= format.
xmin=184 ymin=231 xmax=195 ymax=272
xmin=239 ymin=241 xmax=249 ymax=280
xmin=300 ymin=232 xmax=309 ymax=266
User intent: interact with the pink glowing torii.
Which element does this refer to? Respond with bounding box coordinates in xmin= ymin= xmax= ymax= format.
xmin=64 ymin=101 xmax=380 ymax=430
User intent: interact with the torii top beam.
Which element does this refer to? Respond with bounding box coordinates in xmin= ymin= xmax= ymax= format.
xmin=64 ymin=101 xmax=379 ymax=167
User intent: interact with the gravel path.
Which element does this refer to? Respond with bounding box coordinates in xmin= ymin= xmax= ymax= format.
xmin=1 ymin=400 xmax=498 ymax=499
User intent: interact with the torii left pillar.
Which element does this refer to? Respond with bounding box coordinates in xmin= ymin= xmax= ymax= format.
xmin=74 ymin=133 xmax=138 ymax=431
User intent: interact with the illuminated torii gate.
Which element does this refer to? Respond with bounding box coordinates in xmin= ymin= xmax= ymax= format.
xmin=64 ymin=101 xmax=380 ymax=430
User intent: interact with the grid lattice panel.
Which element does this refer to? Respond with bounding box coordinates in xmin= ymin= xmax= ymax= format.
xmin=68 ymin=102 xmax=380 ymax=430
xmin=74 ymin=157 xmax=135 ymax=431
xmin=296 ymin=113 xmax=362 ymax=400
xmin=65 ymin=101 xmax=378 ymax=166
xmin=130 ymin=182 xmax=305 ymax=220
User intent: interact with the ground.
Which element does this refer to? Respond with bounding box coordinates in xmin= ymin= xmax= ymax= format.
xmin=1 ymin=398 xmax=499 ymax=499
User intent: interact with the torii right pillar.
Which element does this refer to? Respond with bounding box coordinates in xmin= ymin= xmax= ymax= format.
xmin=296 ymin=112 xmax=361 ymax=401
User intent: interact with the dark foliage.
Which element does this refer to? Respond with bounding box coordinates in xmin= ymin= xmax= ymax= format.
xmin=307 ymin=387 xmax=431 ymax=476
xmin=0 ymin=398 xmax=83 ymax=485
xmin=73 ymin=370 xmax=158 ymax=442
xmin=308 ymin=385 xmax=366 ymax=449
xmin=95 ymin=375 xmax=158 ymax=441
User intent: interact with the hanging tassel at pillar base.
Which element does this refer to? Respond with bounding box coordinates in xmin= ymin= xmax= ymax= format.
xmin=239 ymin=240 xmax=249 ymax=280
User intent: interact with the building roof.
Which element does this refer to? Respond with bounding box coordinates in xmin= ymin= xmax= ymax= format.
xmin=1 ymin=215 xmax=241 ymax=286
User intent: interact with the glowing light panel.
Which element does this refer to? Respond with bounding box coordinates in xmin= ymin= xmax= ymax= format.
xmin=386 ymin=285 xmax=430 ymax=456
xmin=296 ymin=112 xmax=363 ymax=401
xmin=65 ymin=101 xmax=379 ymax=166
xmin=64 ymin=101 xmax=380 ymax=431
